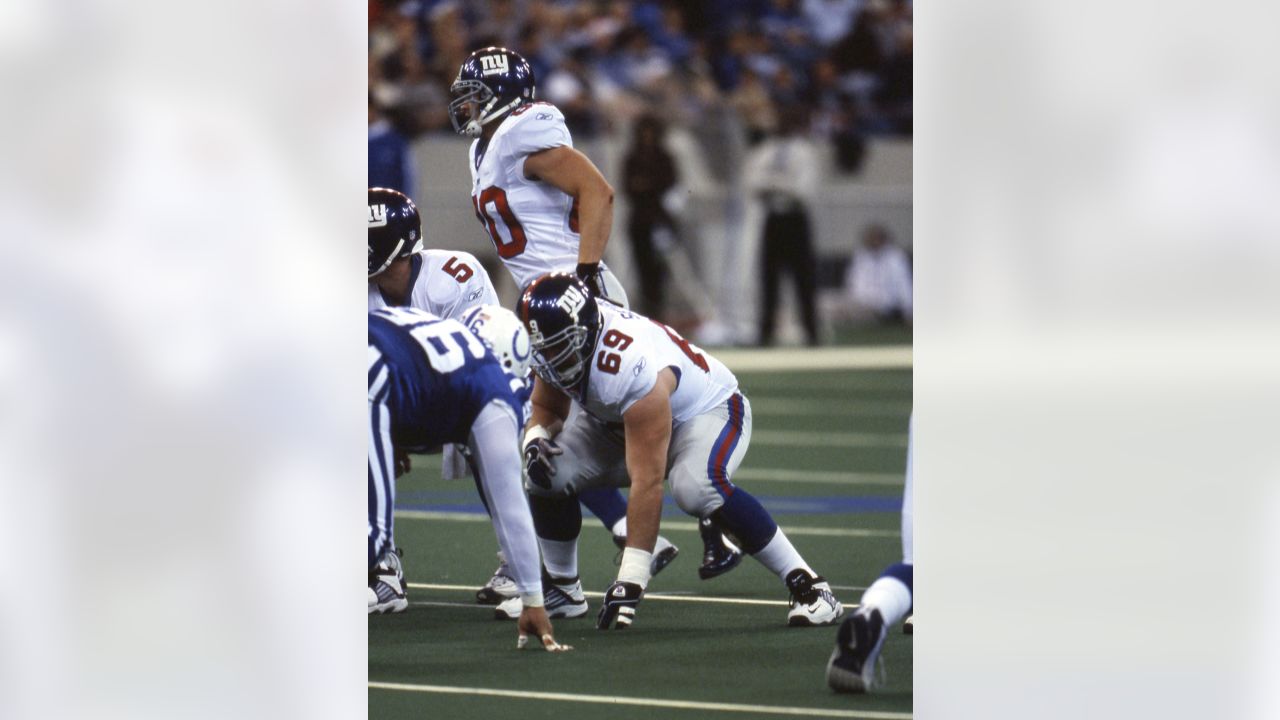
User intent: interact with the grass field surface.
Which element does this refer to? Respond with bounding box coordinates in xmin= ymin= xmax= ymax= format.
xmin=370 ymin=360 xmax=913 ymax=719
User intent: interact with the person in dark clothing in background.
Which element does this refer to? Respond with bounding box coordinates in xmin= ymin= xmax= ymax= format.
xmin=369 ymin=95 xmax=415 ymax=197
xmin=744 ymin=108 xmax=820 ymax=346
xmin=621 ymin=115 xmax=679 ymax=319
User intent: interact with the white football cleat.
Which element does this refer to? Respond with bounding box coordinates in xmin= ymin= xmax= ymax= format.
xmin=368 ymin=547 xmax=408 ymax=614
xmin=475 ymin=551 xmax=518 ymax=605
xmin=495 ymin=570 xmax=588 ymax=620
xmin=784 ymin=569 xmax=843 ymax=627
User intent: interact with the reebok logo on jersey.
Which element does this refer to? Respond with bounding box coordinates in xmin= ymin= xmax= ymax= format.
xmin=557 ymin=285 xmax=586 ymax=320
xmin=369 ymin=203 xmax=388 ymax=227
xmin=633 ymin=357 xmax=647 ymax=377
xmin=480 ymin=54 xmax=509 ymax=76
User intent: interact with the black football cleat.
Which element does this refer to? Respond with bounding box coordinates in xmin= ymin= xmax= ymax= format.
xmin=826 ymin=606 xmax=887 ymax=693
xmin=697 ymin=517 xmax=743 ymax=580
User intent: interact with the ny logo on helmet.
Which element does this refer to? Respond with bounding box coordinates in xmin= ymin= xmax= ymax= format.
xmin=557 ymin=285 xmax=586 ymax=319
xmin=368 ymin=203 xmax=388 ymax=227
xmin=479 ymin=54 xmax=509 ymax=76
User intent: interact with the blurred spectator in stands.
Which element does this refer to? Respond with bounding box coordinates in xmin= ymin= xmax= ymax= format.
xmin=368 ymin=96 xmax=415 ymax=197
xmin=808 ymin=58 xmax=867 ymax=173
xmin=730 ymin=68 xmax=778 ymax=146
xmin=802 ymin=0 xmax=864 ymax=47
xmin=843 ymin=223 xmax=912 ymax=324
xmin=542 ymin=47 xmax=603 ymax=138
xmin=622 ymin=114 xmax=679 ymax=318
xmin=876 ymin=11 xmax=913 ymax=135
xmin=745 ymin=107 xmax=820 ymax=346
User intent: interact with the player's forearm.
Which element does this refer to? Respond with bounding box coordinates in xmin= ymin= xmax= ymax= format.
xmin=469 ymin=406 xmax=543 ymax=601
xmin=575 ymin=182 xmax=613 ymax=265
xmin=623 ymin=474 xmax=663 ymax=554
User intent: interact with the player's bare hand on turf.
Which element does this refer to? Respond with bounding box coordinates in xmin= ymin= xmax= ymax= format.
xmin=517 ymin=605 xmax=572 ymax=652
xmin=523 ymin=437 xmax=562 ymax=490
xmin=596 ymin=580 xmax=643 ymax=629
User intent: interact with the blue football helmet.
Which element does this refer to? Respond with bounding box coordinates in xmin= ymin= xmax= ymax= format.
xmin=516 ymin=273 xmax=599 ymax=391
xmin=449 ymin=47 xmax=536 ymax=137
xmin=368 ymin=187 xmax=423 ymax=278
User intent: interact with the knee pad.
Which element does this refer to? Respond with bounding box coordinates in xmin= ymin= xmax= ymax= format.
xmin=669 ymin=473 xmax=720 ymax=517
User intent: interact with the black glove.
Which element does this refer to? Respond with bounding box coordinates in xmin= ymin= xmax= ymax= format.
xmin=575 ymin=262 xmax=607 ymax=298
xmin=523 ymin=436 xmax=562 ymax=491
xmin=596 ymin=580 xmax=644 ymax=629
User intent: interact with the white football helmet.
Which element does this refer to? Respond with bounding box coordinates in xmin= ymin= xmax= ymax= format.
xmin=461 ymin=305 xmax=532 ymax=379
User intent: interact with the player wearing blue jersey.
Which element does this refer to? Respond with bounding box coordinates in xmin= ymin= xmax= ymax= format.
xmin=368 ymin=306 xmax=570 ymax=651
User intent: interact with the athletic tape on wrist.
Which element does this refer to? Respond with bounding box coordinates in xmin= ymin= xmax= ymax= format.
xmin=617 ymin=547 xmax=652 ymax=588
xmin=523 ymin=425 xmax=551 ymax=451
xmin=520 ymin=591 xmax=545 ymax=608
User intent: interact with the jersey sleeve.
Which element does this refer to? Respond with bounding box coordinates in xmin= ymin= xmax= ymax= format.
xmin=508 ymin=104 xmax=573 ymax=166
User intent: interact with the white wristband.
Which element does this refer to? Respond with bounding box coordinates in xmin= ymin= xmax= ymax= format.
xmin=521 ymin=591 xmax=545 ymax=608
xmin=523 ymin=424 xmax=551 ymax=450
xmin=617 ymin=547 xmax=653 ymax=588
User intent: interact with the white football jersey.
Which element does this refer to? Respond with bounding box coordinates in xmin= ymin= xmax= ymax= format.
xmin=576 ymin=302 xmax=739 ymax=425
xmin=367 ymin=249 xmax=498 ymax=321
xmin=468 ymin=102 xmax=580 ymax=290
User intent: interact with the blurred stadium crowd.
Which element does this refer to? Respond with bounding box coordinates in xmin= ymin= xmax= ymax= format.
xmin=369 ymin=0 xmax=911 ymax=144
xmin=369 ymin=0 xmax=913 ymax=343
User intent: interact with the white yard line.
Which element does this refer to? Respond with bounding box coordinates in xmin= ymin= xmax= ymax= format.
xmin=717 ymin=346 xmax=912 ymax=372
xmin=406 ymin=583 xmax=794 ymax=606
xmin=394 ymin=511 xmax=900 ymax=538
xmin=367 ymin=681 xmax=911 ymax=719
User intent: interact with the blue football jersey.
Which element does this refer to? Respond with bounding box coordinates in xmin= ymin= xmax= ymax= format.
xmin=368 ymin=307 xmax=524 ymax=452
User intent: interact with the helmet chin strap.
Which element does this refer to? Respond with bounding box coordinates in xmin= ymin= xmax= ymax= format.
xmin=464 ymin=96 xmax=524 ymax=137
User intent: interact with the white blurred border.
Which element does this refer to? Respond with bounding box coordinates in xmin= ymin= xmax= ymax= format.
xmin=0 ymin=2 xmax=365 ymax=718
xmin=917 ymin=1 xmax=1280 ymax=718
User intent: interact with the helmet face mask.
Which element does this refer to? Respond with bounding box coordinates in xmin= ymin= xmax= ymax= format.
xmin=528 ymin=322 xmax=590 ymax=390
xmin=448 ymin=78 xmax=495 ymax=137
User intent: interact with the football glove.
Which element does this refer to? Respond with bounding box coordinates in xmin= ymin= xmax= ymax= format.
xmin=523 ymin=436 xmax=562 ymax=491
xmin=596 ymin=580 xmax=644 ymax=629
xmin=575 ymin=262 xmax=607 ymax=298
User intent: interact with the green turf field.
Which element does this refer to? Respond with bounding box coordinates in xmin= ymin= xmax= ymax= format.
xmin=370 ymin=364 xmax=912 ymax=719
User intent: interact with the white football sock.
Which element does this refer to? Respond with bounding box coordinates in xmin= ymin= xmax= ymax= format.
xmin=752 ymin=528 xmax=814 ymax=581
xmin=860 ymin=576 xmax=912 ymax=627
xmin=611 ymin=517 xmax=627 ymax=538
xmin=539 ymin=538 xmax=579 ymax=580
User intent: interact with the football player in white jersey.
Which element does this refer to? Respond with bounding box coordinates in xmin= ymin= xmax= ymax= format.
xmin=495 ymin=273 xmax=844 ymax=629
xmin=369 ymin=188 xmax=499 ymax=318
xmin=368 ymin=187 xmax=677 ymax=608
xmin=449 ymin=47 xmax=741 ymax=579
